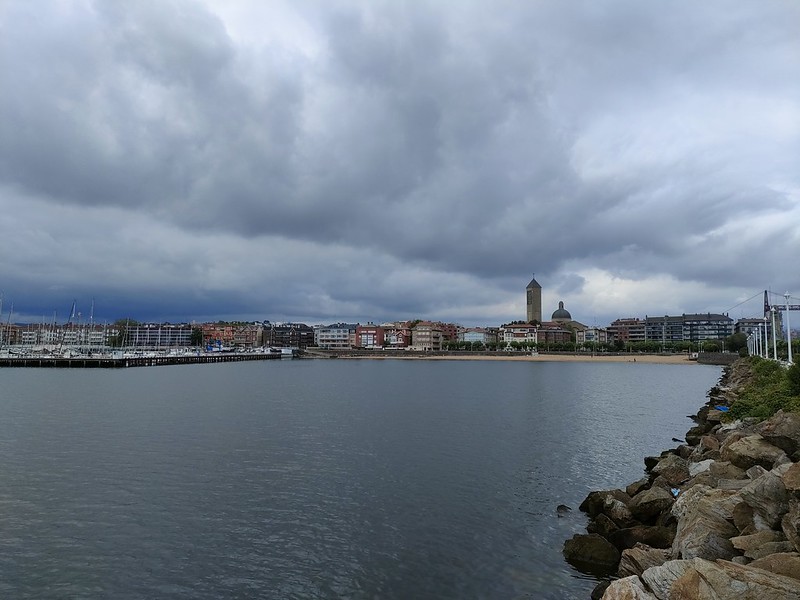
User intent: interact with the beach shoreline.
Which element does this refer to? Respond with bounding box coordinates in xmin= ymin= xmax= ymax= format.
xmin=333 ymin=353 xmax=694 ymax=365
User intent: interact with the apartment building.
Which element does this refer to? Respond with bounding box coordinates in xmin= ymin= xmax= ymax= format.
xmin=354 ymin=324 xmax=384 ymax=348
xmin=125 ymin=324 xmax=193 ymax=347
xmin=314 ymin=323 xmax=357 ymax=349
xmin=411 ymin=321 xmax=444 ymax=351
xmin=607 ymin=318 xmax=646 ymax=343
xmin=263 ymin=322 xmax=315 ymax=349
xmin=499 ymin=322 xmax=538 ymax=345
xmin=459 ymin=327 xmax=497 ymax=345
xmin=383 ymin=322 xmax=412 ymax=348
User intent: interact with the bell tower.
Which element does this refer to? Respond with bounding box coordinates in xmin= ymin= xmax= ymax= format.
xmin=526 ymin=275 xmax=542 ymax=323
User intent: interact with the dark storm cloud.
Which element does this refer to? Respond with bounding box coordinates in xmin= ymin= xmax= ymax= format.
xmin=0 ymin=0 xmax=798 ymax=325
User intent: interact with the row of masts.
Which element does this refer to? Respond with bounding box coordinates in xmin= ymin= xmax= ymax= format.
xmin=0 ymin=296 xmax=117 ymax=353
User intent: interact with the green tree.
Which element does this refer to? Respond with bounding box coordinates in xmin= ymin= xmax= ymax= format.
xmin=726 ymin=332 xmax=748 ymax=353
xmin=787 ymin=361 xmax=800 ymax=396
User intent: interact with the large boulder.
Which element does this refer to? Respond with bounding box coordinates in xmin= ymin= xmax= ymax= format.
xmin=731 ymin=529 xmax=787 ymax=555
xmin=587 ymin=513 xmax=620 ymax=538
xmin=604 ymin=496 xmax=638 ymax=528
xmin=667 ymin=557 xmax=800 ymax=599
xmin=759 ymin=410 xmax=800 ymax=461
xmin=671 ymin=484 xmax=740 ymax=522
xmin=721 ymin=434 xmax=789 ymax=471
xmin=784 ymin=498 xmax=800 ymax=553
xmin=671 ymin=486 xmax=740 ymax=561
xmin=580 ymin=489 xmax=631 ymax=518
xmin=639 ymin=559 xmax=694 ymax=600
xmin=739 ymin=471 xmax=790 ymax=529
xmin=617 ymin=543 xmax=670 ymax=578
xmin=562 ymin=533 xmax=620 ymax=576
xmin=783 ymin=462 xmax=800 ymax=497
xmin=628 ymin=487 xmax=675 ymax=523
xmin=626 ymin=477 xmax=650 ymax=498
xmin=651 ymin=454 xmax=689 ymax=486
xmin=599 ymin=575 xmax=657 ymax=599
xmin=689 ymin=459 xmax=715 ymax=478
xmin=609 ymin=525 xmax=675 ymax=552
xmin=749 ymin=552 xmax=800 ymax=580
xmin=700 ymin=434 xmax=720 ymax=452
xmin=745 ymin=541 xmax=796 ymax=561
xmin=709 ymin=460 xmax=747 ymax=481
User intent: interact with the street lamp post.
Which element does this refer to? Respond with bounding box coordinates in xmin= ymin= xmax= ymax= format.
xmin=763 ymin=316 xmax=769 ymax=359
xmin=786 ymin=292 xmax=793 ymax=365
xmin=759 ymin=327 xmax=765 ymax=358
xmin=771 ymin=306 xmax=778 ymax=361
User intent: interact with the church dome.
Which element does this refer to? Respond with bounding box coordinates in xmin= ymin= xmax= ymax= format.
xmin=551 ymin=301 xmax=572 ymax=321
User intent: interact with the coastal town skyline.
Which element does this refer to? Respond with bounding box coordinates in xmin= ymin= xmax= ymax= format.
xmin=1 ymin=1 xmax=798 ymax=330
xmin=2 ymin=283 xmax=796 ymax=336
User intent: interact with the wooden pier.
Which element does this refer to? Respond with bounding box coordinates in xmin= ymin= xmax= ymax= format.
xmin=0 ymin=352 xmax=285 ymax=369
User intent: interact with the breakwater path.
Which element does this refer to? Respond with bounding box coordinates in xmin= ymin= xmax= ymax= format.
xmin=564 ymin=359 xmax=800 ymax=599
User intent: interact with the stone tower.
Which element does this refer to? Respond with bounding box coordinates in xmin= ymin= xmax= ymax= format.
xmin=526 ymin=275 xmax=542 ymax=323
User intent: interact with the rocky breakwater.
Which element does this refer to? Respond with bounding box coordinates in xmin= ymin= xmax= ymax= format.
xmin=563 ymin=359 xmax=800 ymax=599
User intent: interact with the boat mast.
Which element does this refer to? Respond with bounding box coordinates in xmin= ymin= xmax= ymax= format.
xmin=58 ymin=300 xmax=76 ymax=353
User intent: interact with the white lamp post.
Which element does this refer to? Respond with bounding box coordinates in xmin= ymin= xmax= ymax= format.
xmin=758 ymin=327 xmax=763 ymax=358
xmin=763 ymin=317 xmax=769 ymax=359
xmin=771 ymin=306 xmax=778 ymax=361
xmin=786 ymin=292 xmax=793 ymax=364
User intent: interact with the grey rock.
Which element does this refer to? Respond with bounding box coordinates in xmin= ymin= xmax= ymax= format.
xmin=626 ymin=477 xmax=650 ymax=498
xmin=562 ymin=533 xmax=620 ymax=576
xmin=759 ymin=409 xmax=800 ymax=461
xmin=745 ymin=541 xmax=796 ymax=561
xmin=783 ymin=498 xmax=800 ymax=553
xmin=617 ymin=543 xmax=670 ymax=578
xmin=599 ymin=575 xmax=657 ymax=599
xmin=740 ymin=471 xmax=790 ymax=529
xmin=639 ymin=559 xmax=694 ymax=600
xmin=709 ymin=460 xmax=747 ymax=480
xmin=782 ymin=462 xmax=800 ymax=496
xmin=588 ymin=513 xmax=620 ymax=538
xmin=700 ymin=434 xmax=720 ymax=452
xmin=749 ymin=552 xmax=800 ymax=580
xmin=604 ymin=496 xmax=637 ymax=528
xmin=689 ymin=459 xmax=714 ymax=477
xmin=629 ymin=486 xmax=674 ymax=523
xmin=671 ymin=486 xmax=740 ymax=560
xmin=651 ymin=454 xmax=690 ymax=486
xmin=721 ymin=434 xmax=790 ymax=471
xmin=609 ymin=525 xmax=675 ymax=552
xmin=731 ymin=529 xmax=786 ymax=553
xmin=580 ymin=489 xmax=631 ymax=517
xmin=668 ymin=557 xmax=800 ymax=599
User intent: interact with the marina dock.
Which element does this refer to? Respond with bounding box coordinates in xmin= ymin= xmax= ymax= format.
xmin=0 ymin=351 xmax=286 ymax=368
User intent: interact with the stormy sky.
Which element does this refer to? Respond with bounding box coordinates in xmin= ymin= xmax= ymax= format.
xmin=1 ymin=0 xmax=798 ymax=327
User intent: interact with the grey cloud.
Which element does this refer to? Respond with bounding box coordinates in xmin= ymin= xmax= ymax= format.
xmin=0 ymin=0 xmax=798 ymax=325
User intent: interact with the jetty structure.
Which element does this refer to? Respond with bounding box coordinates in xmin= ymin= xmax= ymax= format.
xmin=0 ymin=348 xmax=293 ymax=368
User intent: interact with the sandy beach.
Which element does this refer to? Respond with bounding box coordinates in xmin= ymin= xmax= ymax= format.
xmin=337 ymin=353 xmax=695 ymax=365
xmin=427 ymin=353 xmax=692 ymax=364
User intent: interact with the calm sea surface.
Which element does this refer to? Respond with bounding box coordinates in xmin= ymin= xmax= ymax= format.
xmin=0 ymin=359 xmax=721 ymax=599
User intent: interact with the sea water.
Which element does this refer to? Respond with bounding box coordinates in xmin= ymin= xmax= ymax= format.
xmin=0 ymin=359 xmax=721 ymax=599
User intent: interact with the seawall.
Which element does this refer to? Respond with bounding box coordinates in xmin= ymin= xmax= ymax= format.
xmin=563 ymin=359 xmax=800 ymax=599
